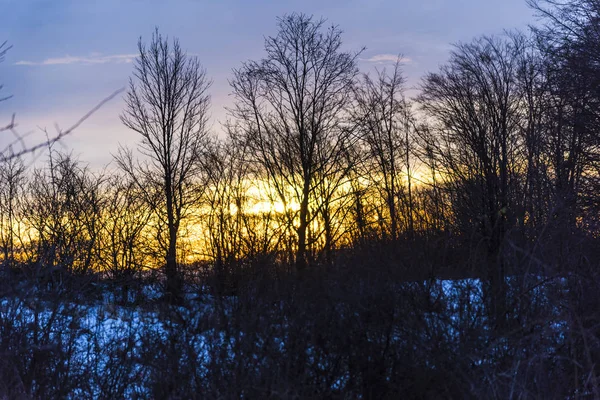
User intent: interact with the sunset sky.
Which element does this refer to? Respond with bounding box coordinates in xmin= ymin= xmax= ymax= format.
xmin=0 ymin=0 xmax=537 ymax=168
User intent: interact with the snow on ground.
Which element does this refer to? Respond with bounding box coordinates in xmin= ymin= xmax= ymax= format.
xmin=0 ymin=275 xmax=574 ymax=397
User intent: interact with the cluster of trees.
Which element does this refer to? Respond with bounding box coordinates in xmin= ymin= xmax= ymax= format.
xmin=1 ymin=0 xmax=600 ymax=397
xmin=1 ymin=2 xmax=600 ymax=305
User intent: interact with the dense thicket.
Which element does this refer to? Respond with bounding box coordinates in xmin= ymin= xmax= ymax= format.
xmin=1 ymin=3 xmax=600 ymax=398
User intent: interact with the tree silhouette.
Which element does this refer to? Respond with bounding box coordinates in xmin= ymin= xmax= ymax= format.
xmin=229 ymin=13 xmax=362 ymax=270
xmin=118 ymin=28 xmax=211 ymax=302
xmin=353 ymin=58 xmax=414 ymax=240
xmin=418 ymin=35 xmax=528 ymax=328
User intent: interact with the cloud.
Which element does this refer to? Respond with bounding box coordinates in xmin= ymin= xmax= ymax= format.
xmin=15 ymin=53 xmax=137 ymax=66
xmin=361 ymin=54 xmax=412 ymax=63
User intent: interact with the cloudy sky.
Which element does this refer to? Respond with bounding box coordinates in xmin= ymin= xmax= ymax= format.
xmin=0 ymin=0 xmax=538 ymax=168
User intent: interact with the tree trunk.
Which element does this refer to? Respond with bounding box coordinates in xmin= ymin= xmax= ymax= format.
xmin=165 ymin=176 xmax=181 ymax=303
xmin=323 ymin=206 xmax=333 ymax=265
xmin=166 ymin=225 xmax=180 ymax=303
xmin=296 ymin=180 xmax=310 ymax=271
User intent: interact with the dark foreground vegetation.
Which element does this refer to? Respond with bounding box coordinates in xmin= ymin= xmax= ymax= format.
xmin=1 ymin=238 xmax=599 ymax=399
xmin=1 ymin=0 xmax=600 ymax=398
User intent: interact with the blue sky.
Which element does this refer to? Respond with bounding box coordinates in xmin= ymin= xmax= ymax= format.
xmin=0 ymin=0 xmax=537 ymax=167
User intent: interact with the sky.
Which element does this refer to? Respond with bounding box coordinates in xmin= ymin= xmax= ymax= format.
xmin=0 ymin=0 xmax=538 ymax=168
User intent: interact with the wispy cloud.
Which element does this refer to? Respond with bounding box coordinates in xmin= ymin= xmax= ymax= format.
xmin=361 ymin=54 xmax=411 ymax=63
xmin=15 ymin=53 xmax=137 ymax=66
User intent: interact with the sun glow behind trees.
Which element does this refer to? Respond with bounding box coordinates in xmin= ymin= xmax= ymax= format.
xmin=2 ymin=5 xmax=599 ymax=303
xmin=5 ymin=3 xmax=600 ymax=397
xmin=0 ymin=14 xmax=440 ymax=282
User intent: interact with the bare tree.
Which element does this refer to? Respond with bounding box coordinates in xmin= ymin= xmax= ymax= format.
xmin=418 ymin=34 xmax=528 ymax=329
xmin=353 ymin=58 xmax=415 ymax=240
xmin=118 ymin=28 xmax=211 ymax=301
xmin=99 ymin=174 xmax=154 ymax=301
xmin=512 ymin=36 xmax=551 ymax=235
xmin=528 ymin=0 xmax=600 ymax=240
xmin=229 ymin=13 xmax=362 ymax=270
xmin=23 ymin=151 xmax=104 ymax=280
xmin=0 ymin=154 xmax=25 ymax=266
xmin=528 ymin=0 xmax=600 ymax=63
xmin=201 ymin=138 xmax=248 ymax=292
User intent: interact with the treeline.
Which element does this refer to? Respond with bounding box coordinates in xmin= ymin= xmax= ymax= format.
xmin=1 ymin=2 xmax=598 ymax=301
xmin=0 ymin=0 xmax=600 ymax=397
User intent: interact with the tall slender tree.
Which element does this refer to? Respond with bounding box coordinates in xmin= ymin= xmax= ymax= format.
xmin=353 ymin=58 xmax=413 ymax=240
xmin=0 ymin=154 xmax=25 ymax=266
xmin=118 ymin=29 xmax=211 ymax=301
